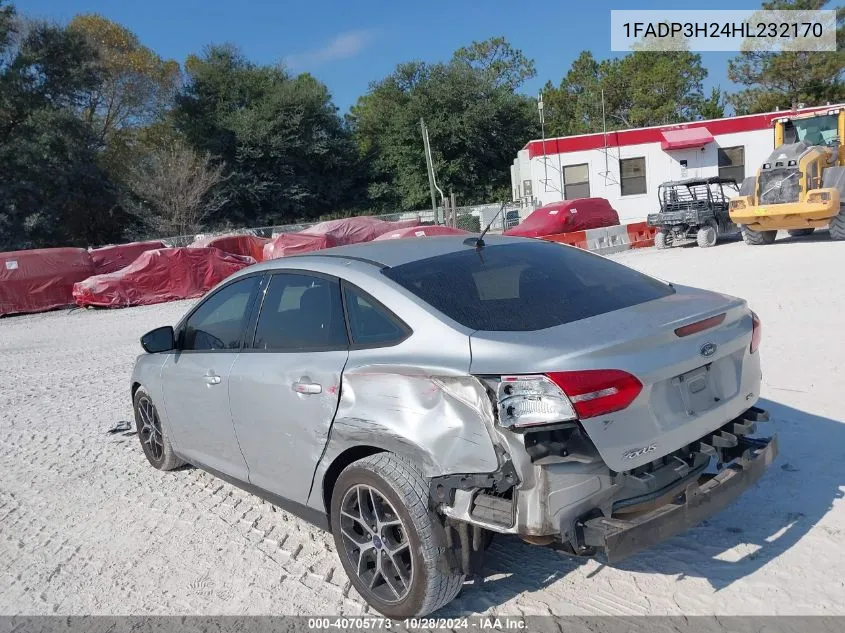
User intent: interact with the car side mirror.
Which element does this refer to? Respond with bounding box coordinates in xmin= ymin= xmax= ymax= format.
xmin=141 ymin=326 xmax=175 ymax=353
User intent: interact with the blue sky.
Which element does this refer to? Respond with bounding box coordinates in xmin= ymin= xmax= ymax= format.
xmin=22 ymin=0 xmax=741 ymax=113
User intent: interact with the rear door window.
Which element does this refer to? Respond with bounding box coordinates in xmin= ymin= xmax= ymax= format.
xmin=251 ymin=273 xmax=348 ymax=351
xmin=342 ymin=283 xmax=409 ymax=347
xmin=382 ymin=241 xmax=673 ymax=331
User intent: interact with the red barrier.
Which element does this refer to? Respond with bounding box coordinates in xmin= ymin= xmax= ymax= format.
xmin=90 ymin=240 xmax=166 ymax=275
xmin=0 ymin=248 xmax=95 ymax=316
xmin=73 ymin=247 xmax=255 ymax=308
xmin=626 ymin=222 xmax=657 ymax=248
xmin=541 ymin=230 xmax=588 ymax=249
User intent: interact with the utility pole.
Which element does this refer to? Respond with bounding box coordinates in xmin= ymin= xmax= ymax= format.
xmin=420 ymin=118 xmax=442 ymax=223
xmin=538 ymin=92 xmax=548 ymax=194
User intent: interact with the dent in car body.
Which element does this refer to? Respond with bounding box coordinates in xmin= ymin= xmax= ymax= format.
xmin=307 ymin=364 xmax=501 ymax=513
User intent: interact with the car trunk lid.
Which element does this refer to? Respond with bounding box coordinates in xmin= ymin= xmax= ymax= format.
xmin=469 ymin=285 xmax=761 ymax=472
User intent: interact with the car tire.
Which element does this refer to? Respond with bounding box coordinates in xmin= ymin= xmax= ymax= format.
xmin=741 ymin=226 xmax=777 ymax=245
xmin=830 ymin=206 xmax=845 ymax=241
xmin=330 ymin=453 xmax=465 ymax=618
xmin=787 ymin=228 xmax=815 ymax=237
xmin=696 ymin=222 xmax=718 ymax=248
xmin=654 ymin=230 xmax=670 ymax=249
xmin=133 ymin=387 xmax=185 ymax=471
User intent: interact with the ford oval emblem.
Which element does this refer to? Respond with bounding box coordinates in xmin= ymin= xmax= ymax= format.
xmin=700 ymin=342 xmax=717 ymax=357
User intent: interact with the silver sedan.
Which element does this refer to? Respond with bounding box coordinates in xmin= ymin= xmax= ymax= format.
xmin=131 ymin=235 xmax=776 ymax=617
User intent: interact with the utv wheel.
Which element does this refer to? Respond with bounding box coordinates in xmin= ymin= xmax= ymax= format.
xmin=330 ymin=453 xmax=464 ymax=618
xmin=654 ymin=230 xmax=670 ymax=249
xmin=133 ymin=387 xmax=185 ymax=471
xmin=741 ymin=226 xmax=777 ymax=245
xmin=787 ymin=228 xmax=815 ymax=237
xmin=696 ymin=222 xmax=718 ymax=248
xmin=830 ymin=206 xmax=845 ymax=241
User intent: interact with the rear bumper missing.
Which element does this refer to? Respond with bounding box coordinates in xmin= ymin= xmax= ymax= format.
xmin=578 ymin=434 xmax=778 ymax=564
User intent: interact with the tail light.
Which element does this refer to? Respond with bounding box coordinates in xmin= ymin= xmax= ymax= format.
xmin=750 ymin=311 xmax=762 ymax=354
xmin=547 ymin=370 xmax=643 ymax=419
xmin=496 ymin=369 xmax=642 ymax=428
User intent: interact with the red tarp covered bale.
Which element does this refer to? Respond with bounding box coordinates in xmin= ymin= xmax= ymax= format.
xmin=90 ymin=240 xmax=167 ymax=275
xmin=504 ymin=198 xmax=619 ymax=238
xmin=190 ymin=234 xmax=269 ymax=262
xmin=300 ymin=216 xmax=421 ymax=246
xmin=73 ymin=247 xmax=256 ymax=308
xmin=1 ymin=248 xmax=95 ymax=316
xmin=374 ymin=225 xmax=470 ymax=240
xmin=263 ymin=232 xmax=337 ymax=260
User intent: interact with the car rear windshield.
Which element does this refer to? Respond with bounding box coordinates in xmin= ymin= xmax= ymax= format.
xmin=382 ymin=241 xmax=674 ymax=331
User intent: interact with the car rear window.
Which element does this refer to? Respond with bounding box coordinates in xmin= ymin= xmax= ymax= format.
xmin=382 ymin=241 xmax=674 ymax=331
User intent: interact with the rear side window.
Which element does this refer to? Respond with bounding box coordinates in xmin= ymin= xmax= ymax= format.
xmin=342 ymin=284 xmax=408 ymax=346
xmin=252 ymin=273 xmax=348 ymax=351
xmin=382 ymin=241 xmax=674 ymax=331
xmin=182 ymin=276 xmax=260 ymax=351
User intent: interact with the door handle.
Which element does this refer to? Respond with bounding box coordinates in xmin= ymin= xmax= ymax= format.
xmin=293 ymin=381 xmax=322 ymax=395
xmin=204 ymin=371 xmax=222 ymax=385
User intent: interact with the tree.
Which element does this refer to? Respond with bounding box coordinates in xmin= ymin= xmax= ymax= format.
xmin=543 ymin=49 xmax=715 ymax=136
xmin=699 ymin=87 xmax=727 ymax=120
xmin=452 ymin=36 xmax=536 ymax=91
xmin=728 ymin=0 xmax=845 ymax=113
xmin=125 ymin=141 xmax=226 ymax=236
xmin=67 ymin=14 xmax=180 ymax=148
xmin=351 ymin=52 xmax=538 ymax=210
xmin=0 ymin=2 xmax=126 ymax=250
xmin=174 ymin=45 xmax=362 ymax=228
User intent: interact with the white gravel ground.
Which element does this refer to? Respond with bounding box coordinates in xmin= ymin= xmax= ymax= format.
xmin=1 ymin=231 xmax=844 ymax=616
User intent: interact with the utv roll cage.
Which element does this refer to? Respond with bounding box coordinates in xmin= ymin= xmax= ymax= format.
xmin=657 ymin=176 xmax=739 ymax=212
xmin=647 ymin=176 xmax=741 ymax=248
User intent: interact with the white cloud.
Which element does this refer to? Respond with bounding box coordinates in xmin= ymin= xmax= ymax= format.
xmin=285 ymin=30 xmax=375 ymax=69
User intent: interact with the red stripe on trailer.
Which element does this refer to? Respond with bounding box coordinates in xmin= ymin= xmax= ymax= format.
xmin=524 ymin=105 xmax=837 ymax=158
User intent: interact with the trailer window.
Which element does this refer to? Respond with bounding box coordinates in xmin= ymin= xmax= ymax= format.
xmin=718 ymin=146 xmax=745 ymax=183
xmin=620 ymin=157 xmax=647 ymax=196
xmin=563 ymin=163 xmax=590 ymax=199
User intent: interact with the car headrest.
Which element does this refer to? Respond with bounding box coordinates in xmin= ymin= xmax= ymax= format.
xmin=299 ymin=284 xmax=333 ymax=316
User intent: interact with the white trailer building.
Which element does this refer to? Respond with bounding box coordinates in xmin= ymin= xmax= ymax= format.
xmin=511 ymin=104 xmax=841 ymax=224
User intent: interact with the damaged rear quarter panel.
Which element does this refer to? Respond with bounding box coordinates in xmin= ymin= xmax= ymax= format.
xmin=308 ymin=362 xmax=502 ymax=513
xmin=334 ymin=366 xmax=498 ymax=472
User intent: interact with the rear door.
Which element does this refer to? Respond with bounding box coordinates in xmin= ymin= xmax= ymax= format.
xmin=160 ymin=274 xmax=263 ymax=480
xmin=228 ymin=272 xmax=349 ymax=504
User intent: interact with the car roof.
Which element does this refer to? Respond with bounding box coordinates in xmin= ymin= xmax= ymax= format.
xmin=254 ymin=234 xmax=531 ymax=270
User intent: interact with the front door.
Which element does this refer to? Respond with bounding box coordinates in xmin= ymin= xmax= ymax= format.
xmin=160 ymin=274 xmax=262 ymax=480
xmin=228 ymin=272 xmax=349 ymax=504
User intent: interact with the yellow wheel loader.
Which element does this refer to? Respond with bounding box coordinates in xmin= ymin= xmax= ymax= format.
xmin=729 ymin=107 xmax=845 ymax=244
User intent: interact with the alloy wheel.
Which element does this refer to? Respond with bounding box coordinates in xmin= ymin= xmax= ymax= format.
xmin=137 ymin=396 xmax=164 ymax=462
xmin=338 ymin=484 xmax=413 ymax=603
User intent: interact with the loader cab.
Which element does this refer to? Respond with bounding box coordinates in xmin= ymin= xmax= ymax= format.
xmin=774 ymin=109 xmax=844 ymax=160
